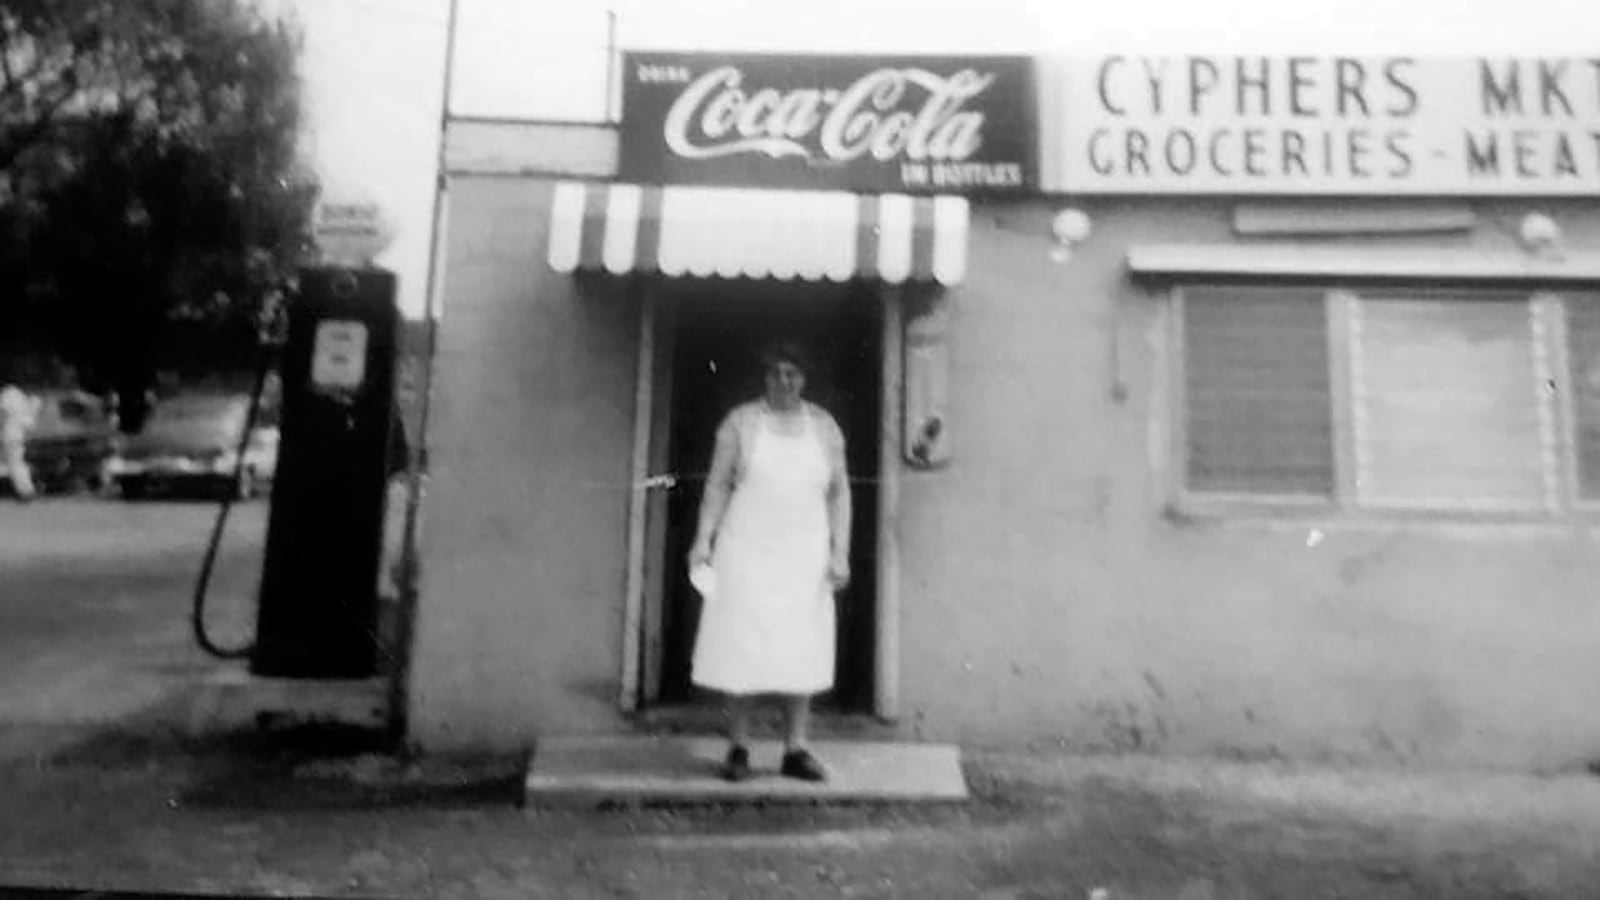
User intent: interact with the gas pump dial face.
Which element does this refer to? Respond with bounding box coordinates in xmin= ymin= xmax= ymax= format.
xmin=311 ymin=319 xmax=368 ymax=394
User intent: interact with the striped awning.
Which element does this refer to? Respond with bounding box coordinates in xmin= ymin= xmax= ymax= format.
xmin=547 ymin=182 xmax=969 ymax=285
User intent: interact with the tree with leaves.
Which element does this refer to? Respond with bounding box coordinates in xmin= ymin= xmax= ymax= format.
xmin=1 ymin=0 xmax=316 ymax=429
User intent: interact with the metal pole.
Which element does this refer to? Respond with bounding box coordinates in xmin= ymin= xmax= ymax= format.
xmin=388 ymin=0 xmax=463 ymax=751
xmin=419 ymin=0 xmax=461 ymax=331
xmin=605 ymin=8 xmax=618 ymax=123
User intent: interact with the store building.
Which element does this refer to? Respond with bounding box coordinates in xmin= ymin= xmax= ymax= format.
xmin=409 ymin=52 xmax=1600 ymax=770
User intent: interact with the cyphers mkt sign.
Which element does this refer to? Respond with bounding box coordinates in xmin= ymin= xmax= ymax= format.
xmin=619 ymin=52 xmax=1036 ymax=193
xmin=1050 ymin=56 xmax=1600 ymax=195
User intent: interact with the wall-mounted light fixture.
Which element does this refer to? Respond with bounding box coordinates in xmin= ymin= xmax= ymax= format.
xmin=1519 ymin=212 xmax=1565 ymax=260
xmin=1051 ymin=207 xmax=1092 ymax=263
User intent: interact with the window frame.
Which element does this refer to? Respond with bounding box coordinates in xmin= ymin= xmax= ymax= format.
xmin=1552 ymin=291 xmax=1600 ymax=512
xmin=1170 ymin=282 xmax=1596 ymax=523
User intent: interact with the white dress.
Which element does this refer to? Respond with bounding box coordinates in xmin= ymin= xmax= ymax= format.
xmin=692 ymin=404 xmax=836 ymax=695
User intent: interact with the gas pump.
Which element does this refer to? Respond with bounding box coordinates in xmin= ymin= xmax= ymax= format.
xmin=191 ymin=182 xmax=406 ymax=688
xmin=248 ymin=265 xmax=401 ymax=679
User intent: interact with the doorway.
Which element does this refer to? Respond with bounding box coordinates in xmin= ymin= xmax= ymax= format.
xmin=651 ymin=278 xmax=882 ymax=713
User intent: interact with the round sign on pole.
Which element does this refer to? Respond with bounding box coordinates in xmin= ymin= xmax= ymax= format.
xmin=313 ymin=181 xmax=396 ymax=267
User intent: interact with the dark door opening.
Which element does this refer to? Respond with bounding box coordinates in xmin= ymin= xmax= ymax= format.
xmin=657 ymin=278 xmax=882 ymax=713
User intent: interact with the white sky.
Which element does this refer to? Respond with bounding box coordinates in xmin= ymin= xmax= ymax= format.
xmin=288 ymin=0 xmax=1600 ymax=316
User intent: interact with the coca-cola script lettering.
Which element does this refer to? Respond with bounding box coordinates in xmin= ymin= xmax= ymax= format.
xmin=664 ymin=66 xmax=993 ymax=164
xmin=620 ymin=53 xmax=1035 ymax=193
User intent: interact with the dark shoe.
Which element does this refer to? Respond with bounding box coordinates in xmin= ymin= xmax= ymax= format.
xmin=722 ymin=744 xmax=752 ymax=782
xmin=780 ymin=747 xmax=827 ymax=782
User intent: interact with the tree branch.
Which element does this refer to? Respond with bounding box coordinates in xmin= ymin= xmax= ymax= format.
xmin=0 ymin=65 xmax=80 ymax=172
xmin=0 ymin=42 xmax=16 ymax=95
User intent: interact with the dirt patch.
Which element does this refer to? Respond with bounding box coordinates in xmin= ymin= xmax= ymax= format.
xmin=5 ymin=740 xmax=1600 ymax=897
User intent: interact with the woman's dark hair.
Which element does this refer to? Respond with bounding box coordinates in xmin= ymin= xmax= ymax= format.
xmin=757 ymin=340 xmax=813 ymax=377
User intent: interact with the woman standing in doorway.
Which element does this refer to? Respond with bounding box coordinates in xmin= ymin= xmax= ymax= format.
xmin=688 ymin=341 xmax=851 ymax=783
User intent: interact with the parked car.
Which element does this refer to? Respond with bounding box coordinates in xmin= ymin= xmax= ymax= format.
xmin=0 ymin=390 xmax=121 ymax=495
xmin=108 ymin=393 xmax=279 ymax=500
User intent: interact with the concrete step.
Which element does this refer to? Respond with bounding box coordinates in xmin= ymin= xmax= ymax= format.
xmin=525 ymin=735 xmax=969 ymax=807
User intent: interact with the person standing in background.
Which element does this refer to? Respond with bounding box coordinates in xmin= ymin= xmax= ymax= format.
xmin=0 ymin=375 xmax=41 ymax=502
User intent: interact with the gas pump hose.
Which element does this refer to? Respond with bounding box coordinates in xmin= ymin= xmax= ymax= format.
xmin=190 ymin=344 xmax=276 ymax=660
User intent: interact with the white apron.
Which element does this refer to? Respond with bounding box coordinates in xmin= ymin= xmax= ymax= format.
xmin=692 ymin=406 xmax=835 ymax=695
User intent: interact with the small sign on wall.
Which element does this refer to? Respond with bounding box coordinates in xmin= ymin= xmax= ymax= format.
xmin=904 ymin=295 xmax=952 ymax=469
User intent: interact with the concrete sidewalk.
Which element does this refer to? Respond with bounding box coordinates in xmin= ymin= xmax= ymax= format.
xmin=525 ymin=735 xmax=969 ymax=806
xmin=5 ymin=721 xmax=1600 ymax=899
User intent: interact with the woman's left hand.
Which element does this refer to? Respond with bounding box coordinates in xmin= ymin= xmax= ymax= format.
xmin=827 ymin=557 xmax=851 ymax=592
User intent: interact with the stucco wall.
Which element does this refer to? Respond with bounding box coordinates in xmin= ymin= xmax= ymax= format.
xmin=411 ymin=175 xmax=1600 ymax=769
xmin=898 ymin=197 xmax=1600 ymax=770
xmin=408 ymin=177 xmax=638 ymax=751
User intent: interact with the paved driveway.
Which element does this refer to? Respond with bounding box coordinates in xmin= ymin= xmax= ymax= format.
xmin=0 ymin=496 xmax=266 ymax=759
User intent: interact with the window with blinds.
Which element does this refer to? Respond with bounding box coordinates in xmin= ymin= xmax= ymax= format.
xmin=1348 ymin=296 xmax=1555 ymax=513
xmin=1182 ymin=286 xmax=1334 ymax=497
xmin=1178 ymin=286 xmax=1599 ymax=517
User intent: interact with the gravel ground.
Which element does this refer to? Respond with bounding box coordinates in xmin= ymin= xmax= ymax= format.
xmin=3 ymin=731 xmax=1600 ymax=899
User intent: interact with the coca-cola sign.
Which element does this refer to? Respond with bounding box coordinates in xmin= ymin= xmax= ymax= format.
xmin=620 ymin=52 xmax=1036 ymax=194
